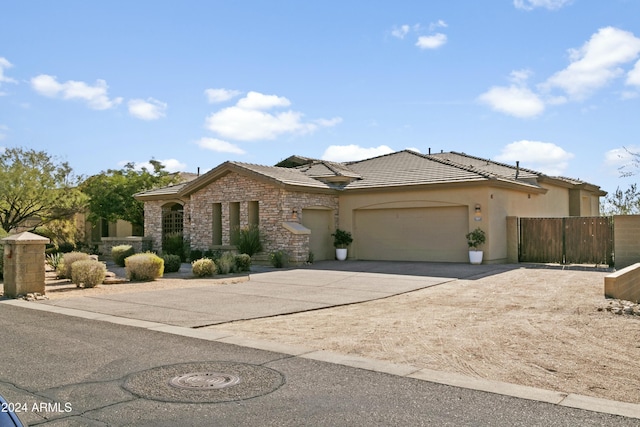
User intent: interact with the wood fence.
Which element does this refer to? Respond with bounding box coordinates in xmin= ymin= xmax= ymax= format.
xmin=519 ymin=217 xmax=614 ymax=266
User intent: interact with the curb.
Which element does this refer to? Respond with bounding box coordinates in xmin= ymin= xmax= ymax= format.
xmin=3 ymin=298 xmax=640 ymax=420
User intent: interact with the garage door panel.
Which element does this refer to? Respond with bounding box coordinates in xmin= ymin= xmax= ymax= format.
xmin=355 ymin=206 xmax=468 ymax=262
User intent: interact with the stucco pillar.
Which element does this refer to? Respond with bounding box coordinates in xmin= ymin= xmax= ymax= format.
xmin=1 ymin=232 xmax=50 ymax=298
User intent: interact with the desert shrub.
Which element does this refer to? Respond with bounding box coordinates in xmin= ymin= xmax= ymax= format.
xmin=125 ymin=253 xmax=164 ymax=281
xmin=270 ymin=250 xmax=289 ymax=268
xmin=58 ymin=251 xmax=91 ymax=279
xmin=190 ymin=249 xmax=203 ymax=261
xmin=71 ymin=259 xmax=106 ymax=288
xmin=234 ymin=253 xmax=251 ymax=272
xmin=112 ymin=245 xmax=135 ymax=267
xmin=161 ymin=253 xmax=181 ymax=273
xmin=236 ymin=225 xmax=263 ymax=257
xmin=46 ymin=252 xmax=63 ymax=271
xmin=205 ymin=248 xmax=224 ymax=260
xmin=217 ymin=251 xmax=236 ymax=274
xmin=163 ymin=232 xmax=185 ymax=261
xmin=192 ymin=258 xmax=216 ymax=277
xmin=307 ymin=251 xmax=315 ymax=264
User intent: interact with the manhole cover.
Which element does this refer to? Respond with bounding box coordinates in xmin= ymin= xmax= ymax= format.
xmin=169 ymin=372 xmax=241 ymax=390
xmin=123 ymin=361 xmax=284 ymax=403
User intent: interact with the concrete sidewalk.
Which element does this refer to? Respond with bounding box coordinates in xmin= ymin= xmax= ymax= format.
xmin=36 ymin=261 xmax=512 ymax=328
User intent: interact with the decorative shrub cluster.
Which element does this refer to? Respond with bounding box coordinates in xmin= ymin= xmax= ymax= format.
xmin=236 ymin=225 xmax=263 ymax=256
xmin=161 ymin=253 xmax=181 ymax=273
xmin=112 ymin=245 xmax=135 ymax=267
xmin=58 ymin=252 xmax=91 ymax=279
xmin=125 ymin=253 xmax=164 ymax=281
xmin=71 ymin=259 xmax=106 ymax=288
xmin=270 ymin=250 xmax=289 ymax=268
xmin=192 ymin=258 xmax=216 ymax=277
xmin=216 ymin=252 xmax=236 ymax=274
xmin=234 ymin=253 xmax=251 ymax=272
xmin=189 ymin=251 xmax=252 ymax=277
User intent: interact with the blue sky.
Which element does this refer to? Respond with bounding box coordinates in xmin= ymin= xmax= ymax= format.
xmin=2 ymin=1 xmax=640 ymax=197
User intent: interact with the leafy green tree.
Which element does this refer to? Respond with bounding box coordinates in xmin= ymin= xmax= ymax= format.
xmin=81 ymin=160 xmax=181 ymax=228
xmin=0 ymin=147 xmax=87 ymax=233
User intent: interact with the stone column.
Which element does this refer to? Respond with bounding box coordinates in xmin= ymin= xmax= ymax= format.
xmin=1 ymin=232 xmax=50 ymax=298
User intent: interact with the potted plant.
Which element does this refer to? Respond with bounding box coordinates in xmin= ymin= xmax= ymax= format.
xmin=332 ymin=229 xmax=353 ymax=261
xmin=465 ymin=227 xmax=486 ymax=264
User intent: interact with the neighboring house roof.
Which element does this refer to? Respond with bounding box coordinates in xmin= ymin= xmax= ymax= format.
xmin=135 ymin=150 xmax=605 ymax=200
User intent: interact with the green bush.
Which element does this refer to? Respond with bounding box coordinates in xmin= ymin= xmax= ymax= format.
xmin=190 ymin=249 xmax=203 ymax=261
xmin=236 ymin=225 xmax=263 ymax=256
xmin=125 ymin=253 xmax=164 ymax=281
xmin=163 ymin=232 xmax=185 ymax=261
xmin=58 ymin=251 xmax=91 ymax=279
xmin=192 ymin=258 xmax=216 ymax=277
xmin=58 ymin=241 xmax=76 ymax=253
xmin=112 ymin=245 xmax=135 ymax=267
xmin=235 ymin=253 xmax=251 ymax=272
xmin=270 ymin=250 xmax=289 ymax=268
xmin=161 ymin=253 xmax=182 ymax=273
xmin=217 ymin=251 xmax=236 ymax=274
xmin=71 ymin=259 xmax=106 ymax=288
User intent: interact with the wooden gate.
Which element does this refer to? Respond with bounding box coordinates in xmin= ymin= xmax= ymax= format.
xmin=519 ymin=217 xmax=614 ymax=266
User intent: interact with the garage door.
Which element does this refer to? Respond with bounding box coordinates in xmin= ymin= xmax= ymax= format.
xmin=302 ymin=209 xmax=334 ymax=261
xmin=354 ymin=206 xmax=468 ymax=262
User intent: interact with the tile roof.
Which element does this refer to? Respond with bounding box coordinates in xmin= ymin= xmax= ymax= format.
xmin=136 ymin=150 xmax=603 ymax=200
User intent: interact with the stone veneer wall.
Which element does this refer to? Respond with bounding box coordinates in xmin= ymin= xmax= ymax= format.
xmin=186 ymin=172 xmax=338 ymax=264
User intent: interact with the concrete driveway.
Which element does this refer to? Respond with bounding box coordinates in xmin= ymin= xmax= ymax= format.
xmin=35 ymin=261 xmax=515 ymax=328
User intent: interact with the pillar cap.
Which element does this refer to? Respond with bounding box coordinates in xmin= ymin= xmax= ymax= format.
xmin=1 ymin=231 xmax=50 ymax=244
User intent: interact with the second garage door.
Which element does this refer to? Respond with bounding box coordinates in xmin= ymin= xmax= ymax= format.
xmin=354 ymin=206 xmax=469 ymax=262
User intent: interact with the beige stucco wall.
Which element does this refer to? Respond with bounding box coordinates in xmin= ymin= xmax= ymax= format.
xmin=339 ymin=181 xmax=576 ymax=264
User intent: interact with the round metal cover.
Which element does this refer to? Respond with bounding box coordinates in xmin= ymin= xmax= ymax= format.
xmin=169 ymin=372 xmax=241 ymax=390
xmin=123 ymin=361 xmax=284 ymax=403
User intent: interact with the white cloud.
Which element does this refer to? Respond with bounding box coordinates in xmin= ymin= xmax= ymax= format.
xmin=494 ymin=140 xmax=574 ymax=175
xmin=513 ymin=0 xmax=572 ymax=10
xmin=416 ymin=33 xmax=447 ymax=50
xmin=478 ymin=85 xmax=545 ymax=118
xmin=604 ymin=146 xmax=640 ymax=176
xmin=0 ymin=57 xmax=17 ymax=95
xmin=205 ymin=91 xmax=341 ymax=141
xmin=128 ymin=98 xmax=167 ymax=120
xmin=627 ymin=60 xmax=640 ymax=86
xmin=429 ymin=20 xmax=448 ymax=31
xmin=391 ymin=25 xmax=410 ymax=39
xmin=542 ymin=27 xmax=640 ymax=100
xmin=322 ymin=145 xmax=395 ymax=162
xmin=123 ymin=159 xmax=186 ymax=173
xmin=205 ymin=88 xmax=242 ymax=103
xmin=196 ymin=137 xmax=246 ymax=154
xmin=31 ymin=74 xmax=122 ymax=110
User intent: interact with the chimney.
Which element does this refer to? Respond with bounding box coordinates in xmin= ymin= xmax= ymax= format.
xmin=197 ymin=167 xmax=200 ymax=176
xmin=515 ymin=161 xmax=519 ymax=179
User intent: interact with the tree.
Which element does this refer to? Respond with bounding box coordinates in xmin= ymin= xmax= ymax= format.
xmin=601 ymin=184 xmax=640 ymax=215
xmin=0 ymin=147 xmax=87 ymax=233
xmin=81 ymin=160 xmax=181 ymax=228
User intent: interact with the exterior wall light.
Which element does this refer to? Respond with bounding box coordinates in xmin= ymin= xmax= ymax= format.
xmin=474 ymin=204 xmax=482 ymax=221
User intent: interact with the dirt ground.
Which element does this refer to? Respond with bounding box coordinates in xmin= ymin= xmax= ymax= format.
xmin=4 ymin=266 xmax=640 ymax=405
xmin=206 ymin=267 xmax=640 ymax=405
